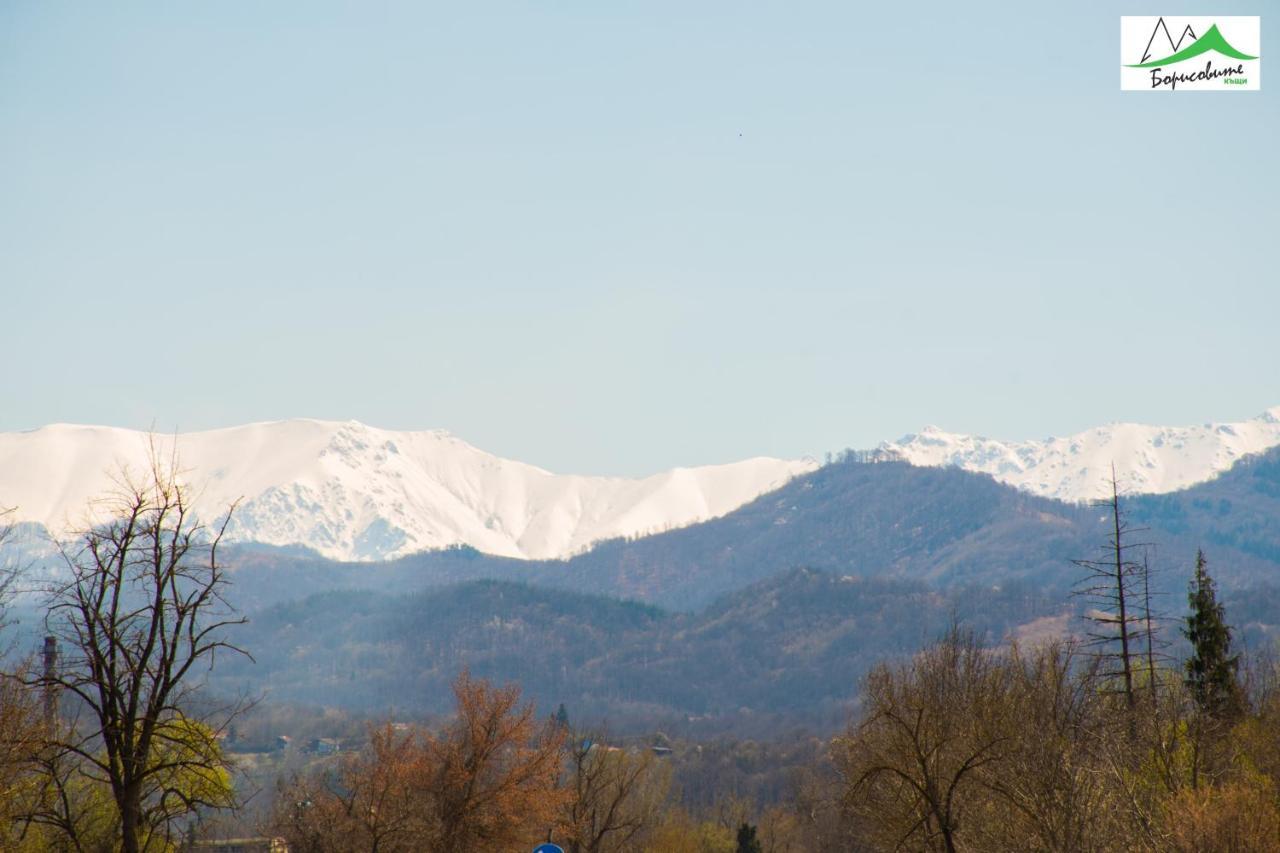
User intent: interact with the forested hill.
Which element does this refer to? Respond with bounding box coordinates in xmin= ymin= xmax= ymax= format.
xmin=543 ymin=458 xmax=1094 ymax=606
xmin=212 ymin=570 xmax=1059 ymax=730
xmin=1130 ymin=446 xmax=1280 ymax=565
xmin=215 ymin=563 xmax=1277 ymax=730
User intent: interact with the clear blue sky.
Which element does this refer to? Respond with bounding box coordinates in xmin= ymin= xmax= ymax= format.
xmin=2 ymin=2 xmax=1276 ymax=475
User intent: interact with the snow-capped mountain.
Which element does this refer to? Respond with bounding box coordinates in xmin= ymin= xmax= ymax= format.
xmin=4 ymin=408 xmax=1278 ymax=563
xmin=0 ymin=420 xmax=815 ymax=562
xmin=881 ymin=407 xmax=1280 ymax=502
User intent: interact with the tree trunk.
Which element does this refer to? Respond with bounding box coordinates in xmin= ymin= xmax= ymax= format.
xmin=1110 ymin=479 xmax=1136 ymax=714
xmin=120 ymin=793 xmax=142 ymax=853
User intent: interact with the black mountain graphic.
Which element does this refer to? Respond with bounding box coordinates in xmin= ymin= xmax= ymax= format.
xmin=1141 ymin=17 xmax=1197 ymax=64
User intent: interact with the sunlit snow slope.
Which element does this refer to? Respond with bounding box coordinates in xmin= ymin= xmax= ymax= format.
xmin=0 ymin=420 xmax=815 ymax=561
xmin=881 ymin=407 xmax=1280 ymax=502
xmin=5 ymin=408 xmax=1278 ymax=561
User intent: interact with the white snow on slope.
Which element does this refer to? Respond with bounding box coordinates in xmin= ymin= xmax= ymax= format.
xmin=5 ymin=408 xmax=1277 ymax=562
xmin=0 ymin=420 xmax=816 ymax=562
xmin=881 ymin=407 xmax=1280 ymax=502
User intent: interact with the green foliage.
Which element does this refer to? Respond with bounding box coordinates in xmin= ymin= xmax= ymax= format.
xmin=148 ymin=717 xmax=236 ymax=813
xmin=21 ymin=717 xmax=235 ymax=852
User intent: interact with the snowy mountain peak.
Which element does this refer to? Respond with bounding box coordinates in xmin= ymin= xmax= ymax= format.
xmin=0 ymin=419 xmax=814 ymax=562
xmin=880 ymin=407 xmax=1280 ymax=502
xmin=4 ymin=408 xmax=1278 ymax=563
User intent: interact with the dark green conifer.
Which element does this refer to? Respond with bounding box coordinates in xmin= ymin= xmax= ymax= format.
xmin=736 ymin=822 xmax=762 ymax=853
xmin=1183 ymin=550 xmax=1241 ymax=719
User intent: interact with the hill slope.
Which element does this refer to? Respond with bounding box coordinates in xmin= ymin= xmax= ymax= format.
xmin=212 ymin=448 xmax=1280 ymax=613
xmin=212 ymin=571 xmax=1057 ymax=729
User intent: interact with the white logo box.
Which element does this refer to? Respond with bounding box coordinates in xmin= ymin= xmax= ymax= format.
xmin=1120 ymin=16 xmax=1260 ymax=91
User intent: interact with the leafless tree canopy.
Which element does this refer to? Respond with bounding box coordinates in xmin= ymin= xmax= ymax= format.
xmin=563 ymin=731 xmax=671 ymax=853
xmin=27 ymin=448 xmax=248 ymax=853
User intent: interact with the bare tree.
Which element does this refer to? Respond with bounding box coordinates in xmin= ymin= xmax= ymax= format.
xmin=0 ymin=509 xmax=41 ymax=841
xmin=835 ymin=628 xmax=1014 ymax=853
xmin=0 ymin=505 xmax=20 ymax=635
xmin=1074 ymin=468 xmax=1148 ymax=716
xmin=29 ymin=449 xmax=248 ymax=853
xmin=0 ymin=659 xmax=43 ymax=844
xmin=1138 ymin=548 xmax=1166 ymax=702
xmin=977 ymin=641 xmax=1124 ymax=852
xmin=563 ymin=734 xmax=671 ymax=853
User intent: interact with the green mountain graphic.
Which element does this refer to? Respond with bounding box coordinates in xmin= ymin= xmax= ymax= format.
xmin=1128 ymin=23 xmax=1257 ymax=68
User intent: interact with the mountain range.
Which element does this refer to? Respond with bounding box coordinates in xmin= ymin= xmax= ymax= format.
xmin=6 ymin=413 xmax=1280 ymax=729
xmin=881 ymin=406 xmax=1280 ymax=502
xmin=0 ymin=420 xmax=812 ymax=561
xmin=2 ymin=407 xmax=1278 ymax=562
xmin=200 ymin=442 xmax=1280 ymax=726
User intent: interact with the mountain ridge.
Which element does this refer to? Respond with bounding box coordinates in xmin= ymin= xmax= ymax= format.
xmin=0 ymin=419 xmax=813 ymax=562
xmin=208 ymin=444 xmax=1280 ymax=614
xmin=3 ymin=407 xmax=1279 ymax=563
xmin=881 ymin=406 xmax=1280 ymax=502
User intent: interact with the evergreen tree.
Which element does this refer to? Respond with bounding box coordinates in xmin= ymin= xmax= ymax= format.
xmin=554 ymin=702 xmax=570 ymax=729
xmin=736 ymin=822 xmax=762 ymax=853
xmin=1183 ymin=550 xmax=1241 ymax=719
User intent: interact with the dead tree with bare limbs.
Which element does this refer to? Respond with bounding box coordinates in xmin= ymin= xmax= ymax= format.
xmin=1073 ymin=468 xmax=1150 ymax=717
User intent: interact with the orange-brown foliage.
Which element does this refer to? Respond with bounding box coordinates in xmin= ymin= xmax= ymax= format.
xmin=1162 ymin=779 xmax=1280 ymax=853
xmin=273 ymin=671 xmax=566 ymax=852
